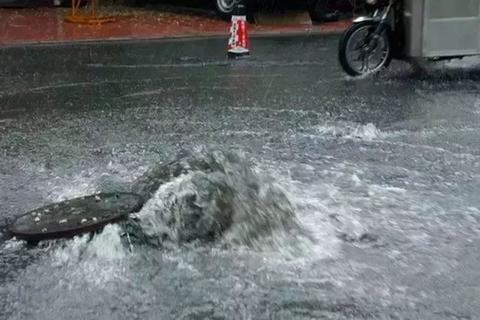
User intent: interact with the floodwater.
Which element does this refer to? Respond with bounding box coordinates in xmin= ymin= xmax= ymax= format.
xmin=1 ymin=36 xmax=480 ymax=319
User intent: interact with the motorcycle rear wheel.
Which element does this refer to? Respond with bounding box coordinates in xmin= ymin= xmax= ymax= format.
xmin=215 ymin=0 xmax=237 ymax=20
xmin=338 ymin=20 xmax=392 ymax=76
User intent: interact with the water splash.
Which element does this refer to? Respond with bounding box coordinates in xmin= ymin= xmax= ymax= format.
xmin=125 ymin=149 xmax=305 ymax=249
xmin=316 ymin=121 xmax=385 ymax=141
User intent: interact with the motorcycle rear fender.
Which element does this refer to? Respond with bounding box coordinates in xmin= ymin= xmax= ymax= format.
xmin=352 ymin=16 xmax=379 ymax=23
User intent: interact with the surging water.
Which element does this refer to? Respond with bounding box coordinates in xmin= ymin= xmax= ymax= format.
xmin=124 ymin=149 xmax=305 ymax=249
xmin=1 ymin=149 xmax=337 ymax=320
xmin=2 ymin=115 xmax=479 ymax=319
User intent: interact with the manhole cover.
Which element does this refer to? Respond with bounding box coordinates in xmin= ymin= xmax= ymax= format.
xmin=9 ymin=193 xmax=144 ymax=242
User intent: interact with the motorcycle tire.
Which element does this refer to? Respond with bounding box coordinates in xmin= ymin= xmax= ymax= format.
xmin=338 ymin=20 xmax=392 ymax=76
xmin=215 ymin=0 xmax=237 ymax=20
xmin=215 ymin=0 xmax=256 ymax=21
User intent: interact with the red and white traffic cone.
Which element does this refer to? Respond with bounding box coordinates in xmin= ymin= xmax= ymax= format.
xmin=227 ymin=1 xmax=250 ymax=59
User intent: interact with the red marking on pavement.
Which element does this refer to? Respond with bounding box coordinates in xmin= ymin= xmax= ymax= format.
xmin=0 ymin=8 xmax=351 ymax=46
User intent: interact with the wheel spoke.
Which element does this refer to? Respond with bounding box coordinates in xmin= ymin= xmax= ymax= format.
xmin=344 ymin=24 xmax=390 ymax=75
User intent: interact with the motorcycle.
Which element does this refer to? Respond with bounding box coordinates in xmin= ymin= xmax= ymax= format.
xmin=338 ymin=0 xmax=402 ymax=76
xmin=339 ymin=0 xmax=480 ymax=76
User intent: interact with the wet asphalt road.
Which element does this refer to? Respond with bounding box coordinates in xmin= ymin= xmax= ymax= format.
xmin=1 ymin=36 xmax=480 ymax=319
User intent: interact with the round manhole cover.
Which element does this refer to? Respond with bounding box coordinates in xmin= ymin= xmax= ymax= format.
xmin=9 ymin=193 xmax=144 ymax=242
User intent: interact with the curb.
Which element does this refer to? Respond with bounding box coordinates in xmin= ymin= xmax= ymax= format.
xmin=0 ymin=27 xmax=347 ymax=48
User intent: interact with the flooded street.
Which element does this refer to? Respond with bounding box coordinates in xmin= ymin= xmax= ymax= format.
xmin=1 ymin=36 xmax=480 ymax=319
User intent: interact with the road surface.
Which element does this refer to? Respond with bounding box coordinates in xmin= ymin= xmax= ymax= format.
xmin=1 ymin=36 xmax=480 ymax=319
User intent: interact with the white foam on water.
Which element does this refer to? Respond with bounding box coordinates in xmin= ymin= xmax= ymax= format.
xmin=229 ymin=106 xmax=324 ymax=117
xmin=2 ymin=225 xmax=132 ymax=320
xmin=267 ymin=156 xmax=461 ymax=266
xmin=261 ymin=165 xmax=342 ymax=262
xmin=43 ymin=161 xmax=141 ymax=202
xmin=134 ymin=173 xmax=196 ymax=241
xmin=314 ymin=121 xmax=390 ymax=141
xmin=49 ymin=224 xmax=127 ymax=286
xmin=347 ymin=123 xmax=384 ymax=141
xmin=343 ymin=72 xmax=374 ymax=81
xmin=313 ymin=119 xmax=479 ymax=145
xmin=443 ymin=56 xmax=480 ymax=69
xmin=474 ymin=99 xmax=480 ymax=114
xmin=1 ymin=237 xmax=26 ymax=251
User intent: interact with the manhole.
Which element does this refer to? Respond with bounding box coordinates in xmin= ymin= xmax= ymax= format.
xmin=9 ymin=193 xmax=144 ymax=242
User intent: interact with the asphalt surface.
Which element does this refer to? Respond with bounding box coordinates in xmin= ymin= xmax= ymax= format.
xmin=1 ymin=36 xmax=480 ymax=319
